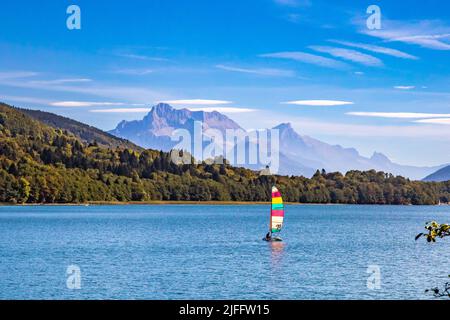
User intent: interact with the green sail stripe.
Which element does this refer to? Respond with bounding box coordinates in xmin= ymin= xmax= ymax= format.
xmin=272 ymin=204 xmax=283 ymax=209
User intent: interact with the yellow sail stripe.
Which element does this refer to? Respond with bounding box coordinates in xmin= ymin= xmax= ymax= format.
xmin=272 ymin=197 xmax=283 ymax=205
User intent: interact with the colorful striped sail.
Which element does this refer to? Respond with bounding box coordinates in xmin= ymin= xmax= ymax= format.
xmin=270 ymin=186 xmax=284 ymax=233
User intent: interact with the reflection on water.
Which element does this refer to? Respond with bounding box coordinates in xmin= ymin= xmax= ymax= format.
xmin=269 ymin=241 xmax=285 ymax=267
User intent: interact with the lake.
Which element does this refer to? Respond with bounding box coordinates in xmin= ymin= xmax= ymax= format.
xmin=0 ymin=204 xmax=449 ymax=300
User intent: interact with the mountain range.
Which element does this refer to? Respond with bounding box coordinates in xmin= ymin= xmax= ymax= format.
xmin=109 ymin=103 xmax=446 ymax=180
xmin=1 ymin=101 xmax=447 ymax=205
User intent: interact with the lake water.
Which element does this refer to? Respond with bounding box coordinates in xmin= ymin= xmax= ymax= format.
xmin=0 ymin=204 xmax=449 ymax=300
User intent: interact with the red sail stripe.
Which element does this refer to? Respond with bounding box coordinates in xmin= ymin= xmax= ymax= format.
xmin=272 ymin=191 xmax=281 ymax=198
xmin=271 ymin=210 xmax=284 ymax=217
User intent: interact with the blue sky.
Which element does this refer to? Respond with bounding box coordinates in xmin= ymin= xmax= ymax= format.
xmin=1 ymin=0 xmax=450 ymax=166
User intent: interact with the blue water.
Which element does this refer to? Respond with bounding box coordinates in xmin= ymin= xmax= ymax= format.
xmin=0 ymin=205 xmax=449 ymax=300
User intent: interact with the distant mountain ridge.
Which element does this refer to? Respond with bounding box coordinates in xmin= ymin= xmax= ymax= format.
xmin=423 ymin=165 xmax=450 ymax=182
xmin=273 ymin=122 xmax=445 ymax=180
xmin=1 ymin=101 xmax=449 ymax=205
xmin=109 ymin=103 xmax=446 ymax=180
xmin=110 ymin=103 xmax=242 ymax=150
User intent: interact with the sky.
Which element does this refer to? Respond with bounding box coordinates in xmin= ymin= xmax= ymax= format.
xmin=1 ymin=0 xmax=450 ymax=166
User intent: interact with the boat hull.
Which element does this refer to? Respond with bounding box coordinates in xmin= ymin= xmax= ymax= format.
xmin=262 ymin=237 xmax=283 ymax=242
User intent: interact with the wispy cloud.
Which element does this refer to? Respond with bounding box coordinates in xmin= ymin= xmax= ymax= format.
xmin=0 ymin=71 xmax=38 ymax=79
xmin=283 ymin=100 xmax=354 ymax=106
xmin=329 ymin=40 xmax=418 ymax=60
xmin=161 ymin=99 xmax=232 ymax=105
xmin=116 ymin=53 xmax=168 ymax=61
xmin=347 ymin=112 xmax=450 ymax=119
xmin=29 ymin=78 xmax=92 ymax=85
xmin=88 ymin=106 xmax=256 ymax=114
xmin=359 ymin=19 xmax=450 ymax=50
xmin=273 ymin=0 xmax=311 ymax=7
xmin=51 ymin=101 xmax=125 ymax=107
xmin=288 ymin=117 xmax=450 ymax=138
xmin=309 ymin=46 xmax=383 ymax=67
xmin=187 ymin=107 xmax=256 ymax=113
xmin=215 ymin=64 xmax=295 ymax=77
xmin=1 ymin=95 xmax=52 ymax=105
xmin=415 ymin=118 xmax=450 ymax=125
xmin=285 ymin=14 xmax=302 ymax=24
xmin=112 ymin=68 xmax=154 ymax=75
xmin=0 ymin=74 xmax=167 ymax=104
xmin=260 ymin=51 xmax=349 ymax=69
xmin=393 ymin=86 xmax=415 ymax=90
xmin=90 ymin=108 xmax=152 ymax=113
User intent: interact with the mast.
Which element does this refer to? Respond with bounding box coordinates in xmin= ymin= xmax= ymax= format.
xmin=269 ymin=204 xmax=273 ymax=235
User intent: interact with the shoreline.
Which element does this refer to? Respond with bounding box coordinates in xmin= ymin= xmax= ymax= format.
xmin=0 ymin=201 xmax=448 ymax=206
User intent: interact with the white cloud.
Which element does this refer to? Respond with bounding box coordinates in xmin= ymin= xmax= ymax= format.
xmin=299 ymin=119 xmax=450 ymax=138
xmin=273 ymin=0 xmax=311 ymax=7
xmin=113 ymin=69 xmax=154 ymax=75
xmin=89 ymin=108 xmax=152 ymax=113
xmin=51 ymin=101 xmax=125 ymax=107
xmin=260 ymin=51 xmax=349 ymax=69
xmin=1 ymin=95 xmax=52 ymax=105
xmin=285 ymin=14 xmax=302 ymax=24
xmin=415 ymin=118 xmax=450 ymax=125
xmin=246 ymin=110 xmax=450 ymax=139
xmin=0 ymin=71 xmax=38 ymax=79
xmin=309 ymin=46 xmax=383 ymax=67
xmin=0 ymin=75 xmax=167 ymax=104
xmin=393 ymin=86 xmax=415 ymax=90
xmin=347 ymin=112 xmax=450 ymax=119
xmin=329 ymin=40 xmax=418 ymax=60
xmin=278 ymin=116 xmax=450 ymax=138
xmin=161 ymin=99 xmax=232 ymax=105
xmin=215 ymin=64 xmax=295 ymax=77
xmin=116 ymin=53 xmax=168 ymax=61
xmin=283 ymin=100 xmax=354 ymax=106
xmin=187 ymin=107 xmax=256 ymax=113
xmin=88 ymin=106 xmax=256 ymax=114
xmin=29 ymin=78 xmax=92 ymax=85
xmin=359 ymin=19 xmax=450 ymax=50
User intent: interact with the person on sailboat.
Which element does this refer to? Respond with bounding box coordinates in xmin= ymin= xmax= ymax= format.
xmin=265 ymin=232 xmax=272 ymax=241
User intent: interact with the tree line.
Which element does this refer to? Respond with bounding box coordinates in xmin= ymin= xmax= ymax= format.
xmin=1 ymin=103 xmax=450 ymax=204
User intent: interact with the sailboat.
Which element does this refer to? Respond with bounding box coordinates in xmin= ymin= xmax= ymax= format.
xmin=263 ymin=186 xmax=285 ymax=242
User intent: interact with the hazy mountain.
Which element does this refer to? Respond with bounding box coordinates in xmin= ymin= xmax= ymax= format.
xmin=423 ymin=165 xmax=450 ymax=182
xmin=109 ymin=103 xmax=242 ymax=150
xmin=273 ymin=123 xmax=445 ymax=180
xmin=109 ymin=104 xmax=446 ymax=180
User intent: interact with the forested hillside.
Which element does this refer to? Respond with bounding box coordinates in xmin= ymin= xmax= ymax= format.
xmin=1 ymin=102 xmax=449 ymax=205
xmin=21 ymin=107 xmax=141 ymax=151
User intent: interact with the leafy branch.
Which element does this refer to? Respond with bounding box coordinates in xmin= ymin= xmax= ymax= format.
xmin=416 ymin=221 xmax=450 ymax=298
xmin=415 ymin=221 xmax=450 ymax=242
xmin=425 ymin=278 xmax=450 ymax=298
